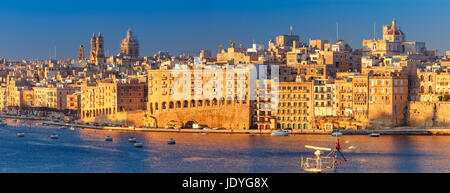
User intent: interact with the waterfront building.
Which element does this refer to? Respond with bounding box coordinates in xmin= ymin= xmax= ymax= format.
xmin=145 ymin=65 xmax=251 ymax=129
xmin=273 ymin=80 xmax=313 ymax=130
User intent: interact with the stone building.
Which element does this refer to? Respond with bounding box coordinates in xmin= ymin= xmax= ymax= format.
xmin=89 ymin=32 xmax=105 ymax=64
xmin=145 ymin=65 xmax=252 ymax=129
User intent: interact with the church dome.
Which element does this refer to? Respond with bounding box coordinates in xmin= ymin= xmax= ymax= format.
xmin=121 ymin=30 xmax=137 ymax=44
xmin=386 ymin=28 xmax=404 ymax=35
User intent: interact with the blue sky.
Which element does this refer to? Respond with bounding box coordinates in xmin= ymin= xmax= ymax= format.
xmin=1 ymin=0 xmax=449 ymax=60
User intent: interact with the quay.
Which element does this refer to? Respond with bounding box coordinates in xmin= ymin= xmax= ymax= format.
xmin=2 ymin=114 xmax=450 ymax=135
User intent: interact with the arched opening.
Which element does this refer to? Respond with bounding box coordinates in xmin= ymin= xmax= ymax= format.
xmin=183 ymin=100 xmax=188 ymax=108
xmin=169 ymin=101 xmax=174 ymax=109
xmin=162 ymin=102 xmax=167 ymax=109
xmin=184 ymin=120 xmax=198 ymax=129
xmin=212 ymin=98 xmax=218 ymax=106
xmin=176 ymin=101 xmax=181 ymax=108
xmin=197 ymin=100 xmax=202 ymax=107
xmin=190 ymin=100 xmax=196 ymax=107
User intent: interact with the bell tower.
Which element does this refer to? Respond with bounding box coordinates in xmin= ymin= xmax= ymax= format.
xmin=95 ymin=32 xmax=105 ymax=64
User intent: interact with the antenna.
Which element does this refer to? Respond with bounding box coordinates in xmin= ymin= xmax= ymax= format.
xmin=373 ymin=22 xmax=376 ymax=40
xmin=336 ymin=22 xmax=339 ymax=42
xmin=290 ymin=25 xmax=293 ymax=35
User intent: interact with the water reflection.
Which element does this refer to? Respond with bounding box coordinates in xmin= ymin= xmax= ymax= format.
xmin=0 ymin=119 xmax=449 ymax=173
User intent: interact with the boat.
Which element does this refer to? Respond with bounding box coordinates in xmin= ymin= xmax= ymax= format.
xmin=69 ymin=127 xmax=75 ymax=131
xmin=168 ymin=138 xmax=176 ymax=145
xmin=0 ymin=122 xmax=6 ymax=127
xmin=50 ymin=134 xmax=59 ymax=139
xmin=369 ymin=133 xmax=380 ymax=137
xmin=271 ymin=130 xmax=290 ymax=136
xmin=128 ymin=137 xmax=137 ymax=143
xmin=59 ymin=126 xmax=67 ymax=130
xmin=134 ymin=142 xmax=143 ymax=148
xmin=105 ymin=136 xmax=113 ymax=141
xmin=300 ymin=139 xmax=347 ymax=173
xmin=331 ymin=132 xmax=343 ymax=137
xmin=17 ymin=133 xmax=25 ymax=137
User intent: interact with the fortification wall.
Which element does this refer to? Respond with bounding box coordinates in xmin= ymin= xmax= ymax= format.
xmin=147 ymin=104 xmax=251 ymax=130
xmin=408 ymin=101 xmax=450 ymax=127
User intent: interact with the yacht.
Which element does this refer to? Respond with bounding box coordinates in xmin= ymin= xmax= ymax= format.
xmin=0 ymin=121 xmax=6 ymax=127
xmin=271 ymin=130 xmax=290 ymax=136
xmin=17 ymin=133 xmax=25 ymax=137
xmin=331 ymin=131 xmax=343 ymax=137
xmin=50 ymin=134 xmax=59 ymax=139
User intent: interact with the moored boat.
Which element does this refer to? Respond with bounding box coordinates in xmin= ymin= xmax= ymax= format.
xmin=50 ymin=134 xmax=59 ymax=139
xmin=128 ymin=137 xmax=137 ymax=143
xmin=331 ymin=132 xmax=343 ymax=137
xmin=105 ymin=136 xmax=113 ymax=141
xmin=134 ymin=142 xmax=143 ymax=148
xmin=271 ymin=130 xmax=290 ymax=136
xmin=369 ymin=133 xmax=380 ymax=137
xmin=168 ymin=138 xmax=176 ymax=144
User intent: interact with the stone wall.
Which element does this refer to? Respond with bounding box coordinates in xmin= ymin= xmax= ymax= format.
xmin=408 ymin=101 xmax=450 ymax=127
xmin=82 ymin=110 xmax=146 ymax=127
xmin=146 ymin=104 xmax=251 ymax=130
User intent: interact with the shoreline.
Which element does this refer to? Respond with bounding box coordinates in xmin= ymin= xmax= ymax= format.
xmin=2 ymin=114 xmax=450 ymax=135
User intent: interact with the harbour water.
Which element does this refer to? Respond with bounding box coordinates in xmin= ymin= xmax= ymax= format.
xmin=0 ymin=119 xmax=449 ymax=173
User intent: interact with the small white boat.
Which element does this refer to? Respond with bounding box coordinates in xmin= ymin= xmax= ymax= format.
xmin=105 ymin=136 xmax=113 ymax=141
xmin=134 ymin=142 xmax=143 ymax=148
xmin=271 ymin=130 xmax=290 ymax=136
xmin=168 ymin=138 xmax=176 ymax=144
xmin=17 ymin=133 xmax=25 ymax=137
xmin=0 ymin=122 xmax=7 ymax=127
xmin=331 ymin=132 xmax=343 ymax=137
xmin=128 ymin=137 xmax=137 ymax=143
xmin=369 ymin=133 xmax=380 ymax=137
xmin=50 ymin=134 xmax=59 ymax=139
xmin=59 ymin=126 xmax=67 ymax=130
